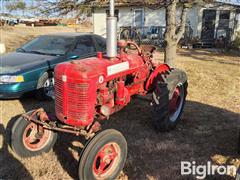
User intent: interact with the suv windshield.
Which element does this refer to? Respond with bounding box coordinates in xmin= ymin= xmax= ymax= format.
xmin=19 ymin=36 xmax=75 ymax=56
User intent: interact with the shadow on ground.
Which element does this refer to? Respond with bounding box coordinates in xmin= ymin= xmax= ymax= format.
xmin=1 ymin=96 xmax=240 ymax=179
xmin=178 ymin=49 xmax=240 ymax=65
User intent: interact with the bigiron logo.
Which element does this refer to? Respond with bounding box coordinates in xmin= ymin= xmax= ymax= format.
xmin=181 ymin=161 xmax=237 ymax=179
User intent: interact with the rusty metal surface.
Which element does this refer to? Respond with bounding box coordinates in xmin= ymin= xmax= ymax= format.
xmin=22 ymin=109 xmax=98 ymax=139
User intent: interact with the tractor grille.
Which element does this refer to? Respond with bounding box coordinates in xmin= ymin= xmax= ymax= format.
xmin=55 ymin=76 xmax=63 ymax=113
xmin=66 ymin=82 xmax=89 ymax=121
xmin=55 ymin=75 xmax=89 ymax=123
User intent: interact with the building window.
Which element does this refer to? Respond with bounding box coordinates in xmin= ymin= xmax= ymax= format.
xmin=106 ymin=9 xmax=119 ymax=21
xmin=219 ymin=10 xmax=230 ymax=28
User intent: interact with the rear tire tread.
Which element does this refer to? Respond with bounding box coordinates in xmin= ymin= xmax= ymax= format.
xmin=152 ymin=69 xmax=188 ymax=132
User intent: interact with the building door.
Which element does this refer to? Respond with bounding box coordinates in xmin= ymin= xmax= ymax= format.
xmin=201 ymin=10 xmax=216 ymax=40
xmin=134 ymin=9 xmax=144 ymax=27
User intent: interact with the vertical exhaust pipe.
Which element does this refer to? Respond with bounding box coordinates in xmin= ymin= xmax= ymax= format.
xmin=107 ymin=0 xmax=117 ymax=58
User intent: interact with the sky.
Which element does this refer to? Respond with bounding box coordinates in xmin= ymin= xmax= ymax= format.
xmin=1 ymin=0 xmax=34 ymax=16
xmin=0 ymin=0 xmax=84 ymax=18
xmin=0 ymin=0 xmax=60 ymax=17
xmin=215 ymin=0 xmax=240 ymax=6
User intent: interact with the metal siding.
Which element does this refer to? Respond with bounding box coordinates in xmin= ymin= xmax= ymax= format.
xmin=93 ymin=8 xmax=107 ymax=36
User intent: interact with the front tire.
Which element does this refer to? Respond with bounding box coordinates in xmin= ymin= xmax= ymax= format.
xmin=79 ymin=129 xmax=127 ymax=180
xmin=11 ymin=111 xmax=58 ymax=157
xmin=36 ymin=72 xmax=54 ymax=100
xmin=152 ymin=69 xmax=188 ymax=132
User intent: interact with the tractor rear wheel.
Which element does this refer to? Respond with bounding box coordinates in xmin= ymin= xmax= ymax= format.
xmin=11 ymin=111 xmax=58 ymax=157
xmin=79 ymin=129 xmax=127 ymax=180
xmin=152 ymin=69 xmax=188 ymax=132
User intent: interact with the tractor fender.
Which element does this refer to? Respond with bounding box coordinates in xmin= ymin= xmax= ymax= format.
xmin=164 ymin=69 xmax=188 ymax=99
xmin=146 ymin=65 xmax=188 ymax=99
xmin=145 ymin=64 xmax=170 ymax=91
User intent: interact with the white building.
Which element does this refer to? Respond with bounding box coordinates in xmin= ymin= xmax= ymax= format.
xmin=92 ymin=0 xmax=240 ymax=42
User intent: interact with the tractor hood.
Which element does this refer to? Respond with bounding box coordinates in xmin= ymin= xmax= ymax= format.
xmin=55 ymin=54 xmax=144 ymax=82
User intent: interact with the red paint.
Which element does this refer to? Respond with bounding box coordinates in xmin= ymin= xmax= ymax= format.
xmin=97 ymin=52 xmax=103 ymax=60
xmin=169 ymin=87 xmax=181 ymax=114
xmin=145 ymin=63 xmax=170 ymax=91
xmin=116 ymin=81 xmax=127 ymax=105
xmin=22 ymin=123 xmax=51 ymax=151
xmin=54 ymin=43 xmax=171 ymax=127
xmin=92 ymin=143 xmax=120 ymax=178
xmin=118 ymin=40 xmax=127 ymax=48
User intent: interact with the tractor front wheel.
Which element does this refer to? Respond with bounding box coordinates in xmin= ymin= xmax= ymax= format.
xmin=11 ymin=111 xmax=58 ymax=157
xmin=79 ymin=129 xmax=127 ymax=180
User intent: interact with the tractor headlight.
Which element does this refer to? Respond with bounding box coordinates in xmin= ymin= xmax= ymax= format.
xmin=0 ymin=75 xmax=24 ymax=84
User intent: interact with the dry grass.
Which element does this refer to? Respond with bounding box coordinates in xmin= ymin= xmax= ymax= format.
xmin=0 ymin=25 xmax=92 ymax=53
xmin=0 ymin=27 xmax=240 ymax=180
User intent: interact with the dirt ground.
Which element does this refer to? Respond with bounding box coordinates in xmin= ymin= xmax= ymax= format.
xmin=0 ymin=26 xmax=240 ymax=180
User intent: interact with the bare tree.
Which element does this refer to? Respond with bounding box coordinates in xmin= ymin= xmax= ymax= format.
xmin=6 ymin=1 xmax=27 ymax=16
xmin=87 ymin=0 xmax=208 ymax=66
xmin=34 ymin=0 xmax=209 ymax=66
xmin=149 ymin=0 xmax=191 ymax=66
xmin=31 ymin=0 xmax=91 ymax=18
xmin=143 ymin=0 xmax=211 ymax=66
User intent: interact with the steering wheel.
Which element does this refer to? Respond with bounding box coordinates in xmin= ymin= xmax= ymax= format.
xmin=118 ymin=40 xmax=142 ymax=56
xmin=126 ymin=41 xmax=142 ymax=55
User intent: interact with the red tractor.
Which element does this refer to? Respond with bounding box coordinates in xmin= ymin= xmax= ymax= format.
xmin=10 ymin=1 xmax=188 ymax=179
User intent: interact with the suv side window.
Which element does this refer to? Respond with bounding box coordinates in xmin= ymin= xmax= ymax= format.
xmin=95 ymin=36 xmax=106 ymax=52
xmin=73 ymin=36 xmax=96 ymax=56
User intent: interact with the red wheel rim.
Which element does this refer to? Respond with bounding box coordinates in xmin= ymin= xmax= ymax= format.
xmin=92 ymin=142 xmax=121 ymax=179
xmin=22 ymin=123 xmax=51 ymax=151
xmin=169 ymin=84 xmax=184 ymax=122
xmin=169 ymin=87 xmax=181 ymax=114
